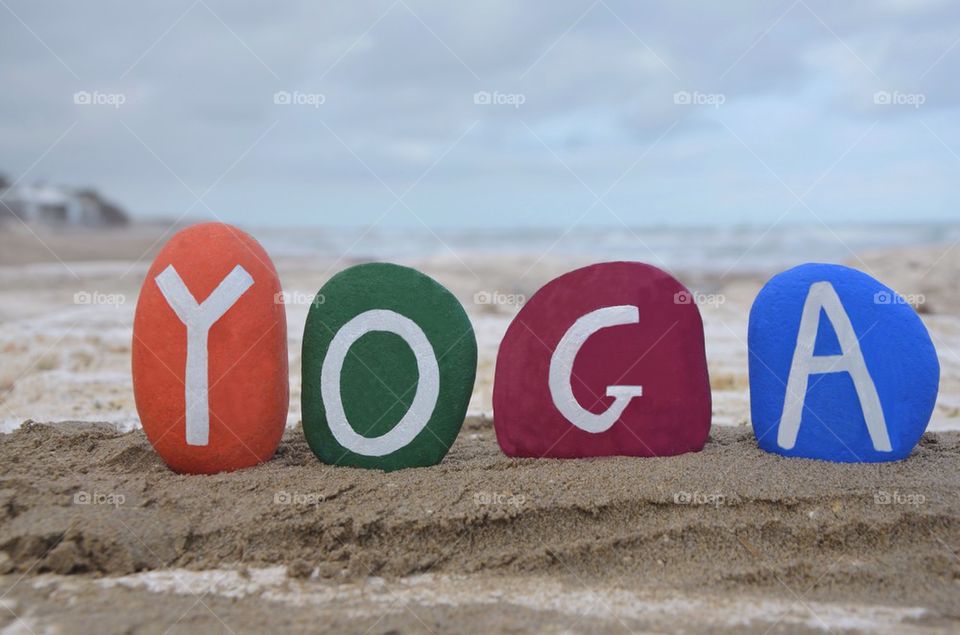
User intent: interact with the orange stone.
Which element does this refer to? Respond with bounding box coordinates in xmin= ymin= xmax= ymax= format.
xmin=132 ymin=222 xmax=288 ymax=474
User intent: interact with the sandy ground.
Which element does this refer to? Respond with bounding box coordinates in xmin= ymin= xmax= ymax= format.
xmin=1 ymin=223 xmax=960 ymax=633
xmin=1 ymin=421 xmax=958 ymax=634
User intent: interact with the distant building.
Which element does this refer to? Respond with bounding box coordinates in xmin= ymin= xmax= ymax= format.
xmin=0 ymin=181 xmax=129 ymax=227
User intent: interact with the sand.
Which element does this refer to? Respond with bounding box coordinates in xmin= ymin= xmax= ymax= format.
xmin=2 ymin=223 xmax=960 ymax=633
xmin=1 ymin=420 xmax=959 ymax=633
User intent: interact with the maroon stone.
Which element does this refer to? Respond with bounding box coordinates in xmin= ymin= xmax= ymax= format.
xmin=493 ymin=262 xmax=711 ymax=458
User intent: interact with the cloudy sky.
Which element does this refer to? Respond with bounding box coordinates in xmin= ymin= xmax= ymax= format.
xmin=2 ymin=0 xmax=959 ymax=228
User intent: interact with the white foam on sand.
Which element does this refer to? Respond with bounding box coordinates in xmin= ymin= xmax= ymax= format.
xmin=53 ymin=567 xmax=932 ymax=633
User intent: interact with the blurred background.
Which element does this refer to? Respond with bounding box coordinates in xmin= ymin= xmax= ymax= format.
xmin=1 ymin=0 xmax=959 ymax=431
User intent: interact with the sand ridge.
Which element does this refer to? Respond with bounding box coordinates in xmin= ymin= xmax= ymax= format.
xmin=1 ymin=418 xmax=958 ymax=627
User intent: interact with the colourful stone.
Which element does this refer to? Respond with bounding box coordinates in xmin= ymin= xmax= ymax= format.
xmin=301 ymin=263 xmax=477 ymax=471
xmin=493 ymin=262 xmax=711 ymax=458
xmin=748 ymin=263 xmax=940 ymax=462
xmin=132 ymin=223 xmax=288 ymax=474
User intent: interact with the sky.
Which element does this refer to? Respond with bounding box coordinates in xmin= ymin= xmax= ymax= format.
xmin=2 ymin=0 xmax=959 ymax=229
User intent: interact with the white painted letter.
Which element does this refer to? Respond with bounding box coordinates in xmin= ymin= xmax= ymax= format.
xmin=778 ymin=281 xmax=891 ymax=451
xmin=548 ymin=305 xmax=643 ymax=433
xmin=155 ymin=264 xmax=254 ymax=446
xmin=321 ymin=309 xmax=440 ymax=456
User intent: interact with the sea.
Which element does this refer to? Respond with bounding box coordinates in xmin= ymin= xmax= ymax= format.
xmin=251 ymin=221 xmax=960 ymax=275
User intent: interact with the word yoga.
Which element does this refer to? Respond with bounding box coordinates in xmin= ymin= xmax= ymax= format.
xmin=131 ymin=223 xmax=940 ymax=474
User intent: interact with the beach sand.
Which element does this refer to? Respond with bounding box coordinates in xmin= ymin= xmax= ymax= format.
xmin=2 ymin=421 xmax=959 ymax=633
xmin=1 ymin=223 xmax=959 ymax=633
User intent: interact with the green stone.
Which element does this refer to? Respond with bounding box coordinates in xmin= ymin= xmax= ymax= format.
xmin=301 ymin=263 xmax=477 ymax=471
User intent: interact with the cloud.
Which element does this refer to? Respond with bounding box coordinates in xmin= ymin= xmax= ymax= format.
xmin=1 ymin=0 xmax=958 ymax=227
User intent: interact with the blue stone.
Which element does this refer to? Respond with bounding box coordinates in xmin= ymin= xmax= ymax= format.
xmin=748 ymin=263 xmax=939 ymax=462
